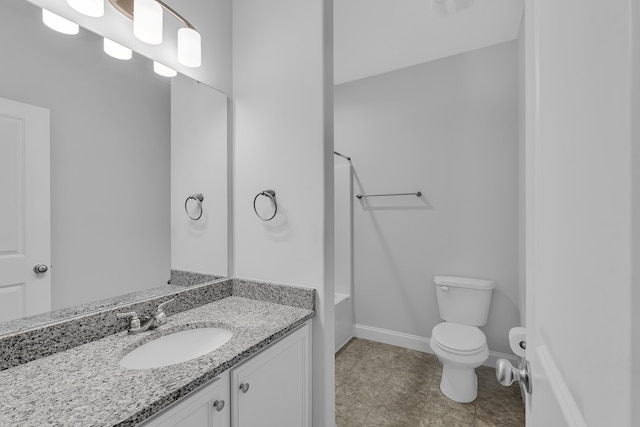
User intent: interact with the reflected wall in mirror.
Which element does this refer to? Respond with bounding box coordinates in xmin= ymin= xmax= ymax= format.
xmin=0 ymin=0 xmax=228 ymax=327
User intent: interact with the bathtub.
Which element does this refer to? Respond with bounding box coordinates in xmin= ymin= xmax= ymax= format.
xmin=335 ymin=293 xmax=353 ymax=352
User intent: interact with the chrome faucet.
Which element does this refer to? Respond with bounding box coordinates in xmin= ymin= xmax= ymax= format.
xmin=117 ymin=299 xmax=174 ymax=334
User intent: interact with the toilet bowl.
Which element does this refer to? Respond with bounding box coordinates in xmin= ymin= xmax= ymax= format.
xmin=431 ymin=276 xmax=494 ymax=403
xmin=430 ymin=322 xmax=489 ymax=402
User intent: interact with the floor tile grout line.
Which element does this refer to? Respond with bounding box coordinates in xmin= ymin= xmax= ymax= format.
xmin=356 ymin=340 xmax=401 ymax=426
xmin=338 ymin=339 xmax=382 ymax=427
xmin=336 ymin=339 xmax=524 ymax=427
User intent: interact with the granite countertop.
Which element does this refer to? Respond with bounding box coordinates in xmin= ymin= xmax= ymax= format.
xmin=0 ymin=296 xmax=314 ymax=427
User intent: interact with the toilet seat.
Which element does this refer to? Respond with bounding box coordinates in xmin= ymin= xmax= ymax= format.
xmin=432 ymin=323 xmax=487 ymax=355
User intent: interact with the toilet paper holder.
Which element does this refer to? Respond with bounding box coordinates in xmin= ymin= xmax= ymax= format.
xmin=509 ymin=327 xmax=527 ymax=358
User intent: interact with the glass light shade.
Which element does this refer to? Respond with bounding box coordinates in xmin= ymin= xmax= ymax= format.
xmin=42 ymin=9 xmax=79 ymax=35
xmin=177 ymin=28 xmax=201 ymax=68
xmin=153 ymin=61 xmax=176 ymax=77
xmin=103 ymin=38 xmax=132 ymax=60
xmin=133 ymin=0 xmax=163 ymax=45
xmin=67 ymin=0 xmax=104 ymax=17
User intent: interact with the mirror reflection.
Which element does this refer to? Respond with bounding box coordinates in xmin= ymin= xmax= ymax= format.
xmin=0 ymin=0 xmax=228 ymax=329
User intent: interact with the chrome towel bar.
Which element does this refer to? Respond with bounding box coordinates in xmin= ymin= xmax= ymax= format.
xmin=356 ymin=191 xmax=422 ymax=199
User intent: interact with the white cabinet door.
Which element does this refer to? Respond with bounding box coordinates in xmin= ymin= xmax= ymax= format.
xmin=143 ymin=372 xmax=230 ymax=427
xmin=231 ymin=322 xmax=311 ymax=427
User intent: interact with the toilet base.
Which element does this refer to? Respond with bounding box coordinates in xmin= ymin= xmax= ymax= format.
xmin=440 ymin=365 xmax=478 ymax=403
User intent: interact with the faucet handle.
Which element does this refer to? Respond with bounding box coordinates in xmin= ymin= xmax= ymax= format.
xmin=116 ymin=312 xmax=141 ymax=331
xmin=157 ymin=298 xmax=175 ymax=312
xmin=153 ymin=299 xmax=174 ymax=327
xmin=116 ymin=311 xmax=139 ymax=320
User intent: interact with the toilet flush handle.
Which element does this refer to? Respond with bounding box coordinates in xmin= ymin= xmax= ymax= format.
xmin=438 ymin=285 xmax=449 ymax=291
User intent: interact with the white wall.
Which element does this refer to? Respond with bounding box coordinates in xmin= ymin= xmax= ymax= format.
xmin=27 ymin=0 xmax=232 ymax=93
xmin=232 ymin=1 xmax=334 ymax=425
xmin=0 ymin=0 xmax=170 ymax=309
xmin=517 ymin=11 xmax=526 ymax=327
xmin=171 ymin=75 xmax=228 ymax=276
xmin=335 ymin=41 xmax=520 ymax=355
xmin=633 ymin=1 xmax=640 ymax=422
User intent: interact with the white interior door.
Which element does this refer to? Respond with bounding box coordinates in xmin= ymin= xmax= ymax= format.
xmin=523 ymin=0 xmax=633 ymax=426
xmin=0 ymin=97 xmax=51 ymax=322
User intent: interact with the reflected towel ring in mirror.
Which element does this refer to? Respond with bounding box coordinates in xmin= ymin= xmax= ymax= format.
xmin=185 ymin=193 xmax=204 ymax=220
xmin=253 ymin=190 xmax=277 ymax=221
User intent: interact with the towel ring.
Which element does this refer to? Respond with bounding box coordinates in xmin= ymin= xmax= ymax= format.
xmin=185 ymin=193 xmax=204 ymax=220
xmin=253 ymin=190 xmax=277 ymax=221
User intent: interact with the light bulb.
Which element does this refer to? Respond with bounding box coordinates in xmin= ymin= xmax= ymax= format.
xmin=104 ymin=38 xmax=132 ymax=60
xmin=153 ymin=61 xmax=176 ymax=77
xmin=133 ymin=0 xmax=163 ymax=45
xmin=177 ymin=28 xmax=201 ymax=68
xmin=42 ymin=9 xmax=79 ymax=35
xmin=67 ymin=0 xmax=104 ymax=17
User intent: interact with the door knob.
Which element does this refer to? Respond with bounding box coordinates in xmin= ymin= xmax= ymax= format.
xmin=213 ymin=400 xmax=225 ymax=411
xmin=496 ymin=358 xmax=532 ymax=394
xmin=33 ymin=264 xmax=48 ymax=274
xmin=239 ymin=383 xmax=250 ymax=393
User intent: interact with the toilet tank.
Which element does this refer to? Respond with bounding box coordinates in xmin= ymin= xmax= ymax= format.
xmin=434 ymin=276 xmax=495 ymax=326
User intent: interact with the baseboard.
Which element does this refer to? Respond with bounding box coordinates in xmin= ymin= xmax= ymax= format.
xmin=485 ymin=350 xmax=519 ymax=368
xmin=353 ymin=324 xmax=431 ymax=352
xmin=353 ymin=324 xmax=519 ymax=367
xmin=335 ymin=335 xmax=353 ymax=353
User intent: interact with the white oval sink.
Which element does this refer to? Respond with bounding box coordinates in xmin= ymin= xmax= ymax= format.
xmin=120 ymin=328 xmax=233 ymax=370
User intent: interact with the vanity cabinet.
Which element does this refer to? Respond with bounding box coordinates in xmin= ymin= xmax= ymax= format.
xmin=141 ymin=322 xmax=311 ymax=427
xmin=231 ymin=322 xmax=311 ymax=427
xmin=143 ymin=372 xmax=230 ymax=427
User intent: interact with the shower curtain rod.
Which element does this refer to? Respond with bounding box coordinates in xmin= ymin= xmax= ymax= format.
xmin=333 ymin=151 xmax=351 ymax=161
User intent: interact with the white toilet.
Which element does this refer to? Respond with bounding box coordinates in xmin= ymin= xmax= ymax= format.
xmin=430 ymin=275 xmax=494 ymax=403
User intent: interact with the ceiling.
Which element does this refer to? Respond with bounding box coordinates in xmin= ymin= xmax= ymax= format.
xmin=334 ymin=0 xmax=524 ymax=85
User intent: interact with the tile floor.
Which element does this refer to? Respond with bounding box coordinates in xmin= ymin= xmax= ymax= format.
xmin=335 ymin=338 xmax=525 ymax=427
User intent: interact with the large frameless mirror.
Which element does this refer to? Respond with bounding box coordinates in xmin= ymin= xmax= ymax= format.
xmin=0 ymin=0 xmax=228 ymax=335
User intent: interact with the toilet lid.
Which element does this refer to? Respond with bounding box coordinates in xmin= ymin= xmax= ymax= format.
xmin=432 ymin=323 xmax=487 ymax=354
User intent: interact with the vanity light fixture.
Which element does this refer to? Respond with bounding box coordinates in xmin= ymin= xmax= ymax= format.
xmin=104 ymin=38 xmax=133 ymax=60
xmin=67 ymin=0 xmax=104 ymax=18
xmin=42 ymin=9 xmax=79 ymax=35
xmin=153 ymin=61 xmax=177 ymax=77
xmin=133 ymin=0 xmax=163 ymax=45
xmin=42 ymin=0 xmax=201 ymax=70
xmin=108 ymin=0 xmax=202 ymax=67
xmin=177 ymin=27 xmax=201 ymax=68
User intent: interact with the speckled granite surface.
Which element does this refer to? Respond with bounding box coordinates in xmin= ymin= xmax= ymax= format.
xmin=0 ymin=296 xmax=314 ymax=427
xmin=0 ymin=279 xmax=315 ymax=371
xmin=170 ymin=269 xmax=223 ymax=287
xmin=0 ymin=279 xmax=233 ymax=371
xmin=0 ymin=274 xmax=229 ymax=338
xmin=232 ymin=278 xmax=318 ymax=310
xmin=0 ymin=284 xmax=186 ymax=336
